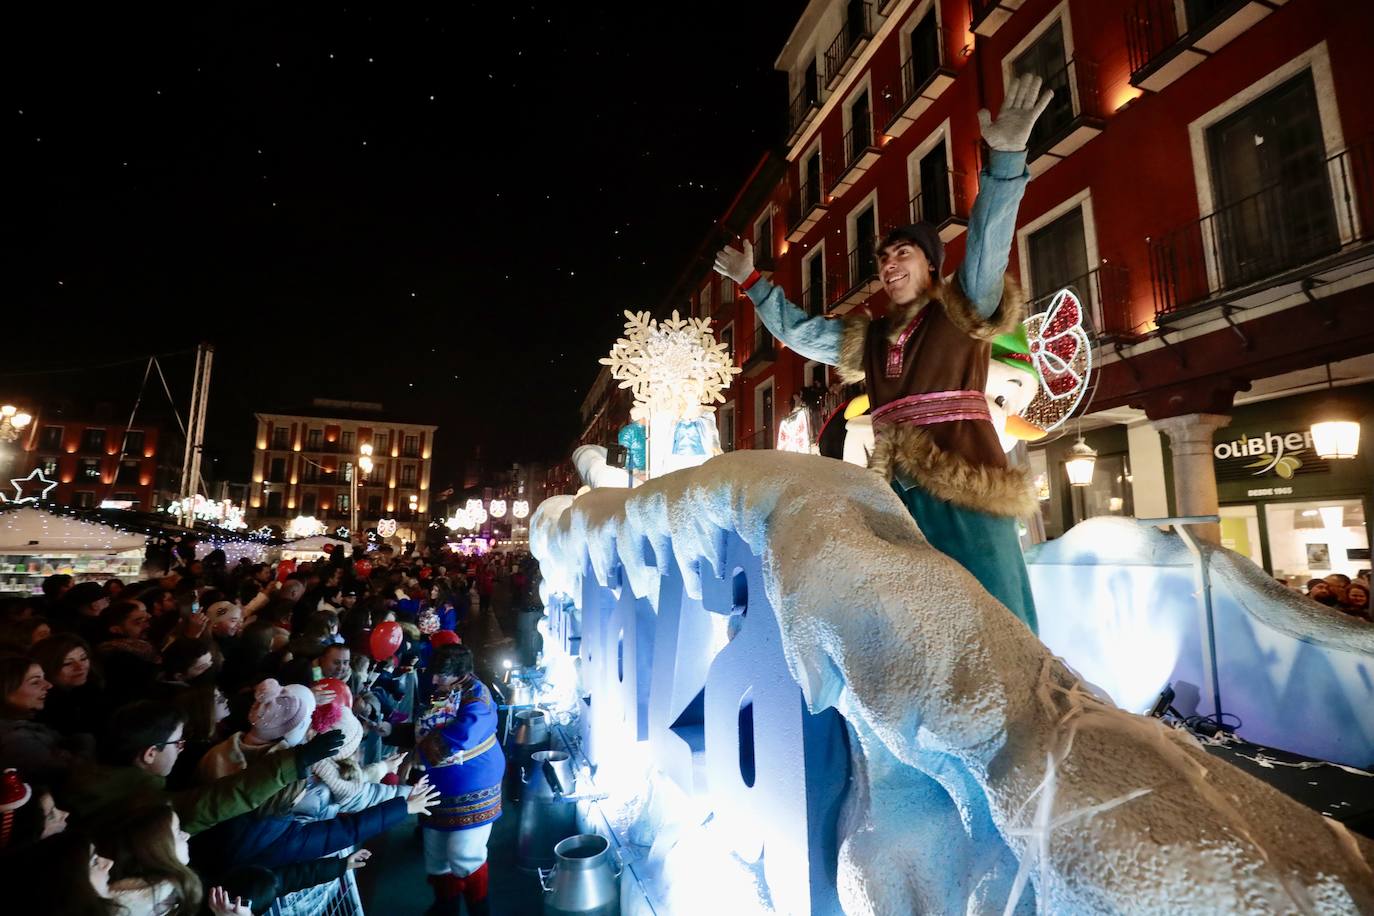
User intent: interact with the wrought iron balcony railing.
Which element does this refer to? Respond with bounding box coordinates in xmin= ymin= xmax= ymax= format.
xmin=1025 ymin=58 xmax=1105 ymax=166
xmin=1148 ymin=141 xmax=1374 ymax=317
xmin=1126 ymin=0 xmax=1276 ymax=92
xmin=824 ymin=2 xmax=874 ymax=89
xmin=1027 ymin=263 xmax=1132 ymax=340
xmin=908 ymin=169 xmax=970 ymax=240
xmin=787 ymin=84 xmax=822 ymax=143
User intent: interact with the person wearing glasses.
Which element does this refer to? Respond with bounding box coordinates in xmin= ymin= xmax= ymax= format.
xmin=58 ymin=700 xmax=345 ymax=837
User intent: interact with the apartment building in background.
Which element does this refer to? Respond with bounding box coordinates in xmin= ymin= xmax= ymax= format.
xmin=248 ymin=399 xmax=438 ymax=532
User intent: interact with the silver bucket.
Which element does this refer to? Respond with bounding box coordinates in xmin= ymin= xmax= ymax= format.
xmin=540 ymin=833 xmax=622 ymax=916
xmin=517 ymin=750 xmax=580 ymax=870
xmin=511 ymin=708 xmax=550 ymax=751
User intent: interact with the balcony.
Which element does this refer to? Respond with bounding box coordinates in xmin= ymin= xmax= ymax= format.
xmin=1025 ymin=58 xmax=1105 ymax=175
xmin=786 ymin=179 xmax=829 ymax=243
xmin=880 ymin=29 xmax=959 ymax=139
xmin=740 ymin=325 xmax=777 ymax=378
xmin=1027 ymin=263 xmax=1133 ymax=341
xmin=969 ymin=0 xmax=1025 ymax=38
xmin=829 ymin=117 xmax=882 ymax=195
xmin=1148 ymin=141 xmax=1374 ymax=319
xmin=908 ymin=169 xmax=970 ymax=242
xmin=829 ymin=238 xmax=883 ymax=315
xmin=824 ymin=2 xmax=875 ymax=90
xmin=787 ymin=85 xmax=822 ymax=146
xmin=802 ymin=283 xmax=827 ymax=318
xmin=1126 ymin=0 xmax=1288 ymax=93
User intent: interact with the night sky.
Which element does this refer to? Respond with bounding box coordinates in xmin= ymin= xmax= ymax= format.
xmin=3 ymin=2 xmax=806 ymax=487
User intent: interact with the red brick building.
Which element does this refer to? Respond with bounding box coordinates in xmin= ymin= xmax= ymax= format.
xmin=670 ymin=0 xmax=1374 ymax=571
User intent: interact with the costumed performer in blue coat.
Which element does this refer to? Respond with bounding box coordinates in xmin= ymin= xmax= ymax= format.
xmin=416 ymin=643 xmax=504 ymax=916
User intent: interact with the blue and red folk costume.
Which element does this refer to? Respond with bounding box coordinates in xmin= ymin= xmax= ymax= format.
xmin=416 ymin=674 xmax=504 ymax=831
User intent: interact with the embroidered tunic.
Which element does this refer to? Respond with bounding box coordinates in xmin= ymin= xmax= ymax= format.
xmin=416 ymin=676 xmax=504 ymax=831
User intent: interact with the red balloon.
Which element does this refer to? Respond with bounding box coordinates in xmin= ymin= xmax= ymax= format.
xmin=322 ymin=543 xmax=335 ymax=554
xmin=430 ymin=630 xmax=461 ymax=648
xmin=353 ymin=558 xmax=373 ymax=579
xmin=314 ymin=677 xmax=353 ymax=710
xmin=369 ymin=620 xmax=403 ymax=661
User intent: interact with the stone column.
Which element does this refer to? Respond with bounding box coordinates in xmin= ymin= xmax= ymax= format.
xmin=1152 ymin=413 xmax=1231 ymax=543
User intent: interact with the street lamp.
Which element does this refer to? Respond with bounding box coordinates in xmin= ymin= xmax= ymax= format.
xmin=0 ymin=405 xmax=33 ymax=443
xmin=352 ymin=442 xmax=374 ymax=536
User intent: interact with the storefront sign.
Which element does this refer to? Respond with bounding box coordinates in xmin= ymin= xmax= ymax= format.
xmin=1213 ymin=428 xmax=1325 ymax=481
xmin=1246 ymin=487 xmax=1294 ymax=497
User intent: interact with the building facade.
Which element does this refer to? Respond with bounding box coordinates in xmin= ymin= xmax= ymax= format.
xmin=667 ymin=0 xmax=1373 ymax=555
xmin=3 ymin=400 xmax=182 ymax=511
xmin=248 ymin=399 xmax=438 ymax=533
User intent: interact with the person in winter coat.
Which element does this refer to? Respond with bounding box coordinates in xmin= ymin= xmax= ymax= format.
xmin=189 ymin=777 xmax=438 ymax=882
xmin=199 ymin=679 xmax=315 ymax=782
xmin=59 ymin=700 xmax=344 ymax=836
xmin=31 ymin=633 xmax=111 ymax=744
xmin=0 ymin=655 xmax=94 ymax=784
xmin=415 ymin=643 xmax=503 ymax=916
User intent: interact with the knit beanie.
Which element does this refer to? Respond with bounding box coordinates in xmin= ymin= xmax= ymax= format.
xmin=878 ymin=222 xmax=944 ymax=276
xmin=248 ymin=679 xmax=315 ymax=743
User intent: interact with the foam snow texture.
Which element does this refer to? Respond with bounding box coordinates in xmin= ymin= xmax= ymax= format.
xmin=533 ymin=452 xmax=1374 ymax=913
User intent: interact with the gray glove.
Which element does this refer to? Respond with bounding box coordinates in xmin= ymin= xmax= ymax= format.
xmin=713 ymin=239 xmax=755 ymax=285
xmin=977 ymin=73 xmax=1054 ymax=153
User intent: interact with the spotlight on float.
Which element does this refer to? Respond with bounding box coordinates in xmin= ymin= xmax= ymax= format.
xmin=1310 ymin=363 xmax=1360 ymax=460
xmin=1065 ymin=435 xmax=1098 ymax=487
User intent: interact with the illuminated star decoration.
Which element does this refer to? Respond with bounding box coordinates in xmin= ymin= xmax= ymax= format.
xmin=7 ymin=469 xmax=58 ymax=504
xmin=334 ymin=526 xmax=351 ymax=540
xmin=255 ymin=525 xmax=275 ymax=539
xmin=599 ymin=309 xmax=740 ymax=423
xmin=1023 ymin=288 xmax=1093 ymax=433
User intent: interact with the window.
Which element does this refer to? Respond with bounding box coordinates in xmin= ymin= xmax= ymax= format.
xmin=306 ymin=428 xmax=323 ymax=450
xmin=266 ymin=491 xmax=283 ymax=514
xmin=719 ymin=404 xmax=736 ymax=452
xmin=73 ymin=491 xmax=96 ymax=508
xmin=403 ymin=436 xmax=419 ymax=458
xmin=1205 ymin=71 xmax=1337 ymax=290
xmin=80 ymin=458 xmax=101 ymax=480
xmin=803 ymin=246 xmax=826 ymax=315
xmin=39 ymin=426 xmax=63 ymax=451
xmin=117 ymin=460 xmax=139 ymax=485
xmin=269 ymin=458 xmax=286 ymax=483
xmin=849 ymin=201 xmax=877 ymax=290
xmin=915 ymin=141 xmax=953 ymax=225
xmin=1263 ymin=499 xmax=1367 ymax=583
xmin=1027 ymin=206 xmax=1089 ymax=305
xmin=368 ymin=495 xmax=382 ymax=515
xmin=272 ymin=428 xmax=290 ymax=450
xmin=342 ymin=462 xmax=354 ymax=483
xmin=81 ymin=428 xmax=105 ymax=453
xmin=846 ymin=90 xmax=872 ymax=163
xmin=374 ymin=433 xmax=390 ymax=455
xmin=802 ymin=148 xmax=823 ymax=211
xmin=123 ymin=430 xmax=145 ymax=456
xmin=755 ymin=211 xmax=774 ymax=267
xmin=302 ymin=462 xmax=320 ymax=483
xmin=720 ymin=325 xmax=735 ymax=365
xmin=720 ymin=277 xmax=734 ymax=303
xmin=337 ymin=492 xmax=350 ymax=513
xmin=39 ymin=457 xmax=58 ymax=477
xmin=757 ymin=380 xmax=775 ymax=449
xmin=1012 ymin=20 xmax=1072 ymax=154
xmin=302 ymin=492 xmax=317 ymax=516
xmin=701 ymin=283 xmax=714 ymax=318
xmin=906 ymin=8 xmax=941 ymax=98
xmin=340 ymin=431 xmax=354 ymax=451
xmin=401 ymin=464 xmax=417 ymax=486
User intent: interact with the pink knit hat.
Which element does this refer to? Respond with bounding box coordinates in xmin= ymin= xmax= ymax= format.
xmin=248 ymin=679 xmax=315 ymax=743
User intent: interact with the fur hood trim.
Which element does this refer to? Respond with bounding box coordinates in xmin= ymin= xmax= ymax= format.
xmin=837 ymin=315 xmax=870 ymax=384
xmin=869 ymin=424 xmax=1039 ymax=518
xmin=942 ymin=273 xmax=1026 ymax=340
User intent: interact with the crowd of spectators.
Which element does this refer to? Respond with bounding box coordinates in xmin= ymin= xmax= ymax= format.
xmin=0 ymin=539 xmax=536 ymax=915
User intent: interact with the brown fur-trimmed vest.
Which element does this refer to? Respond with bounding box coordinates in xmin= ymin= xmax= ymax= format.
xmin=836 ymin=273 xmax=1037 ymax=518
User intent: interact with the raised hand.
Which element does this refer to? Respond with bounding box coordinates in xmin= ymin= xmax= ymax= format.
xmin=208 ymin=887 xmax=252 ymax=915
xmin=407 ymin=776 xmax=441 ymax=815
xmin=346 ymin=849 xmax=373 ymax=870
xmin=977 ymin=73 xmax=1054 ymax=152
xmin=713 ymin=239 xmax=755 ymax=284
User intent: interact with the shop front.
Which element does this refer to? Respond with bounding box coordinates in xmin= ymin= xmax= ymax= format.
xmin=1205 ymin=385 xmax=1374 ymax=586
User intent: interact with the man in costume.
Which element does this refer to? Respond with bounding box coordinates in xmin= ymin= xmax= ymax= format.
xmin=416 ymin=643 xmax=503 ymax=916
xmin=714 ymin=73 xmax=1053 ymax=632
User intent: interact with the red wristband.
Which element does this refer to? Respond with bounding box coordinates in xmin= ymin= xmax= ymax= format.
xmin=740 ymin=270 xmax=762 ymax=292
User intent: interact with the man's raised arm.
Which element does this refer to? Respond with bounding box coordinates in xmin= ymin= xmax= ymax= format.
xmin=714 ymin=240 xmax=843 ymax=366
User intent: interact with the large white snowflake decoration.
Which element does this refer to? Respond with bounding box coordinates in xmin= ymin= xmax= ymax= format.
xmin=599 ymin=310 xmax=740 ymax=422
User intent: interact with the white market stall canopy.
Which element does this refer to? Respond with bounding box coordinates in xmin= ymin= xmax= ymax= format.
xmin=0 ymin=506 xmax=147 ymax=554
xmin=280 ymin=535 xmax=350 ymax=559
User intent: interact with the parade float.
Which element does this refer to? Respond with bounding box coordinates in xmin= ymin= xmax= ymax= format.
xmin=515 ymin=295 xmax=1374 ymax=915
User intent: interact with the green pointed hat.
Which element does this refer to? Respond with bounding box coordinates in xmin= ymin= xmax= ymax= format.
xmin=991 ymin=325 xmax=1039 ymax=383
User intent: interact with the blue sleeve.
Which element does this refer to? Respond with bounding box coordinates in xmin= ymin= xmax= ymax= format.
xmin=251 ymin=798 xmax=408 ymax=866
xmin=957 ymin=149 xmax=1030 ymax=317
xmin=744 ymin=280 xmax=842 ymax=365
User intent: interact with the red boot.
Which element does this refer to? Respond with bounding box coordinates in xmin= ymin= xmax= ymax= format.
xmin=461 ymin=863 xmax=490 ymax=916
